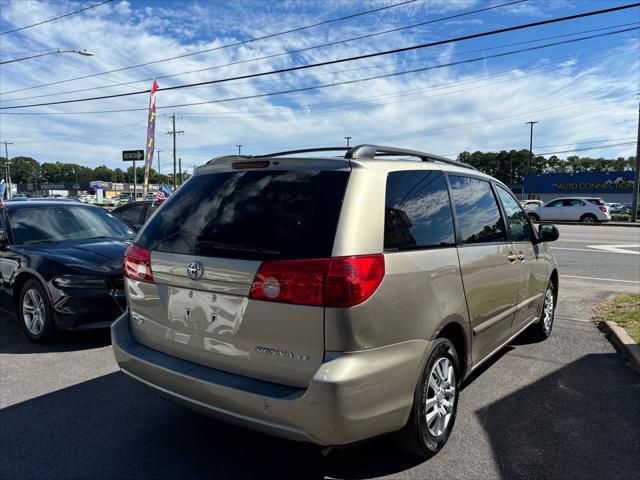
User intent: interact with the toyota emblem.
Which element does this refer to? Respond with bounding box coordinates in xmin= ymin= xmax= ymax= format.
xmin=186 ymin=261 xmax=204 ymax=279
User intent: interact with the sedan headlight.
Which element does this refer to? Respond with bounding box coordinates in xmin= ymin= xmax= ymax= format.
xmin=53 ymin=275 xmax=107 ymax=288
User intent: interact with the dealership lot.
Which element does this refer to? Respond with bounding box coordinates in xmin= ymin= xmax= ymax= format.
xmin=0 ymin=224 xmax=638 ymax=479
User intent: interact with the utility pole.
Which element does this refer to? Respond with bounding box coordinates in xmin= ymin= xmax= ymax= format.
xmin=167 ymin=114 xmax=184 ymax=191
xmin=178 ymin=157 xmax=182 ymax=186
xmin=237 ymin=144 xmax=242 ymax=155
xmin=345 ymin=136 xmax=352 ymax=147
xmin=156 ymin=149 xmax=162 ymax=178
xmin=526 ymin=121 xmax=538 ymax=200
xmin=632 ymin=100 xmax=640 ymax=223
xmin=1 ymin=141 xmax=14 ymax=199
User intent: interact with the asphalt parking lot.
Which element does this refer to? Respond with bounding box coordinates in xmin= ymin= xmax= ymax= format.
xmin=1 ymin=224 xmax=638 ymax=480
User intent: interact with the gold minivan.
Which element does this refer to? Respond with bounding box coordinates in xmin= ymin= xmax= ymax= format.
xmin=112 ymin=145 xmax=559 ymax=457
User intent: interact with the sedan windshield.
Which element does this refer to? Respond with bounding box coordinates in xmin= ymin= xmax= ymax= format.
xmin=7 ymin=206 xmax=135 ymax=245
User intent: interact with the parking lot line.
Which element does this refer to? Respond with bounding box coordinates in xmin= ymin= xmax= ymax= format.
xmin=559 ymin=274 xmax=640 ymax=284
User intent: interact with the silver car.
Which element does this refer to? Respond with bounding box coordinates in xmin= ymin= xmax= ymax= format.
xmin=112 ymin=145 xmax=559 ymax=457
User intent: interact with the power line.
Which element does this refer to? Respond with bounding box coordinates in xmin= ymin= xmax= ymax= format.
xmin=536 ymin=142 xmax=637 ymax=156
xmin=3 ymin=3 xmax=638 ymax=111
xmin=3 ymin=19 xmax=635 ymax=104
xmin=534 ymin=137 xmax=637 ymax=149
xmin=5 ymin=43 xmax=632 ymax=148
xmin=0 ymin=0 xmax=114 ymax=35
xmin=2 ymin=25 xmax=636 ymax=115
xmin=0 ymin=0 xmax=529 ymax=101
xmin=0 ymin=0 xmax=422 ymax=94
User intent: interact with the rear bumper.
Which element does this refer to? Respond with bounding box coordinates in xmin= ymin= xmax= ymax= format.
xmin=111 ymin=312 xmax=429 ymax=446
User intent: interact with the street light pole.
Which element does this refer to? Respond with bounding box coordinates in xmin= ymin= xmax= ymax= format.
xmin=1 ymin=141 xmax=13 ymax=199
xmin=631 ymin=100 xmax=640 ymax=223
xmin=345 ymin=136 xmax=352 ymax=147
xmin=0 ymin=48 xmax=95 ymax=65
xmin=526 ymin=121 xmax=538 ymax=200
xmin=237 ymin=144 xmax=243 ymax=155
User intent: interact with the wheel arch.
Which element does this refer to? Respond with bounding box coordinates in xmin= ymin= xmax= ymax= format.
xmin=435 ymin=321 xmax=469 ymax=379
xmin=13 ymin=270 xmax=48 ymax=312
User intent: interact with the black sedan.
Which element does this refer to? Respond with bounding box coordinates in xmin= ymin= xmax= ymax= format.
xmin=111 ymin=200 xmax=159 ymax=230
xmin=0 ymin=200 xmax=135 ymax=342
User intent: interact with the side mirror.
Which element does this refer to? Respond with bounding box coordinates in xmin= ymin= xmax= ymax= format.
xmin=538 ymin=223 xmax=559 ymax=242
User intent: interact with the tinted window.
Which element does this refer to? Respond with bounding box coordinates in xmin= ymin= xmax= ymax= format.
xmin=497 ymin=186 xmax=533 ymax=242
xmin=564 ymin=199 xmax=584 ymax=207
xmin=384 ymin=170 xmax=455 ymax=250
xmin=137 ymin=170 xmax=349 ymax=260
xmin=7 ymin=206 xmax=134 ymax=245
xmin=144 ymin=204 xmax=158 ymax=221
xmin=116 ymin=204 xmax=146 ymax=225
xmin=448 ymin=176 xmax=507 ymax=244
xmin=546 ymin=200 xmax=563 ymax=208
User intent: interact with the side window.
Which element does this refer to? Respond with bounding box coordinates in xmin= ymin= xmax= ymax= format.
xmin=384 ymin=170 xmax=455 ymax=250
xmin=144 ymin=205 xmax=157 ymax=222
xmin=496 ymin=185 xmax=533 ymax=242
xmin=0 ymin=210 xmax=5 ymax=239
xmin=448 ymin=176 xmax=507 ymax=244
xmin=116 ymin=204 xmax=145 ymax=225
xmin=565 ymin=199 xmax=584 ymax=207
xmin=546 ymin=200 xmax=562 ymax=208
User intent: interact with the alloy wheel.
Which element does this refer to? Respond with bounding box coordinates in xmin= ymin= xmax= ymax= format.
xmin=425 ymin=357 xmax=456 ymax=437
xmin=543 ymin=287 xmax=554 ymax=334
xmin=22 ymin=289 xmax=45 ymax=335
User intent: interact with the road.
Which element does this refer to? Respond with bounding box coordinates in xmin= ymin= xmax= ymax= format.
xmin=1 ymin=225 xmax=638 ymax=479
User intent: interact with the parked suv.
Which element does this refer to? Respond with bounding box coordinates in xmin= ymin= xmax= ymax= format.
xmin=112 ymin=145 xmax=559 ymax=457
xmin=525 ymin=196 xmax=610 ymax=223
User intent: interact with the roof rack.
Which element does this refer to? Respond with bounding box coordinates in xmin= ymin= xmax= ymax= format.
xmin=346 ymin=144 xmax=476 ymax=170
xmin=206 ymin=144 xmax=475 ymax=170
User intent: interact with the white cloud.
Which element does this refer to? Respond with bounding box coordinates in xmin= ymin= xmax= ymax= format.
xmin=0 ymin=0 xmax=637 ymax=174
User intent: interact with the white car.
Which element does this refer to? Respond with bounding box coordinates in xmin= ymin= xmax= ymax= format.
xmin=525 ymin=197 xmax=611 ymax=223
xmin=522 ymin=199 xmax=544 ymax=209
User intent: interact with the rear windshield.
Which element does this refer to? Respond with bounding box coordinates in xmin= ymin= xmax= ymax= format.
xmin=137 ymin=169 xmax=349 ymax=260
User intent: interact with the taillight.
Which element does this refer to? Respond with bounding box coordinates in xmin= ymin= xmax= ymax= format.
xmin=598 ymin=206 xmax=606 ymax=213
xmin=249 ymin=254 xmax=384 ymax=308
xmin=123 ymin=244 xmax=154 ymax=283
xmin=249 ymin=258 xmax=329 ymax=306
xmin=324 ymin=255 xmax=385 ymax=307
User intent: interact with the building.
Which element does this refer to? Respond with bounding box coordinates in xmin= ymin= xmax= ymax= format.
xmin=521 ymin=170 xmax=635 ymax=203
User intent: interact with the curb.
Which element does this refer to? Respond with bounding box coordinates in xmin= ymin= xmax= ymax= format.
xmin=600 ymin=321 xmax=640 ymax=374
xmin=533 ymin=221 xmax=640 ymax=228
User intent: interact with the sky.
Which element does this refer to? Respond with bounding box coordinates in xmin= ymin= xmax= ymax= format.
xmin=0 ymin=0 xmax=638 ymax=174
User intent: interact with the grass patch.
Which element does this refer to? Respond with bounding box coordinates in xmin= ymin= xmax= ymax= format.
xmin=594 ymin=294 xmax=640 ymax=343
xmin=611 ymin=213 xmax=631 ymax=222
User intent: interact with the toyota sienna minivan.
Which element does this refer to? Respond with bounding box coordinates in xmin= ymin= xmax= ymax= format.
xmin=112 ymin=145 xmax=559 ymax=457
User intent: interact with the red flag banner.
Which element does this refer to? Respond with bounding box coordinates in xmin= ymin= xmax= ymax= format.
xmin=143 ymin=79 xmax=159 ymax=196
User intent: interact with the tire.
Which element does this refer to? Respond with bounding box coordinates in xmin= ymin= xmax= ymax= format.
xmin=580 ymin=213 xmax=597 ymax=223
xmin=18 ymin=279 xmax=56 ymax=343
xmin=528 ymin=213 xmax=540 ymax=222
xmin=528 ymin=281 xmax=556 ymax=341
xmin=395 ymin=338 xmax=460 ymax=458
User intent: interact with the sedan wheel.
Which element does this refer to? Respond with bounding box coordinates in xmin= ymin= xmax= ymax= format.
xmin=22 ymin=289 xmax=45 ymax=335
xmin=19 ymin=279 xmax=55 ymax=343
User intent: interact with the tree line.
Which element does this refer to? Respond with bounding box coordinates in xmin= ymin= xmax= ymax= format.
xmin=0 ymin=156 xmax=189 ymax=186
xmin=456 ymin=150 xmax=635 ymax=186
xmin=0 ymin=152 xmax=635 ymax=188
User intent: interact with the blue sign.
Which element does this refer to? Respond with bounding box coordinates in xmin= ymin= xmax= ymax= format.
xmin=525 ymin=171 xmax=635 ymax=194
